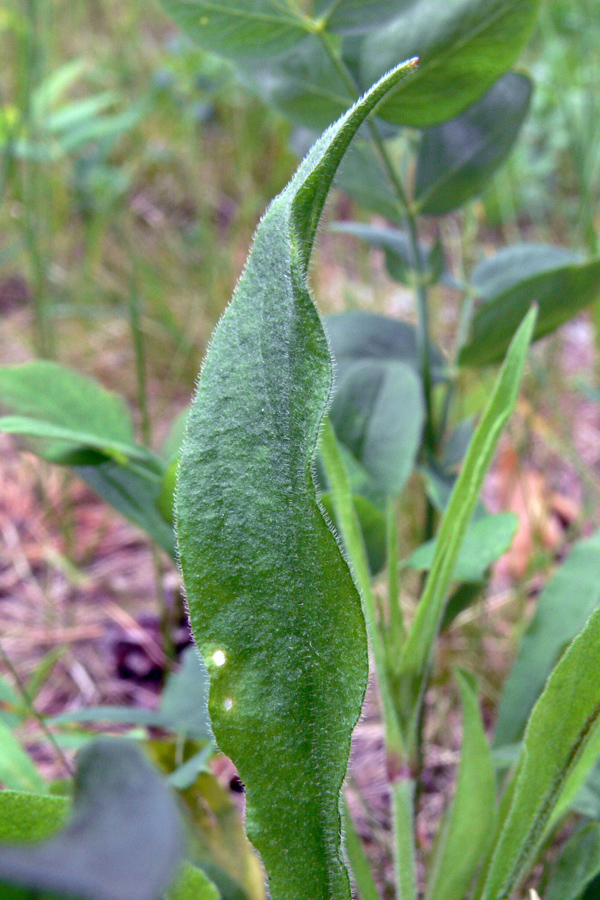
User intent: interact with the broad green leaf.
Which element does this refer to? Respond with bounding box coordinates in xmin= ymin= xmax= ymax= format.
xmin=0 ymin=791 xmax=68 ymax=843
xmin=334 ymin=139 xmax=402 ymax=221
xmin=324 ymin=311 xmax=447 ymax=387
xmin=316 ymin=0 xmax=411 ymax=35
xmin=395 ymin=307 xmax=536 ymax=754
xmin=0 ymin=738 xmax=183 ymax=900
xmin=494 ymin=531 xmax=600 ymax=749
xmin=74 ymin=460 xmax=176 ymax=557
xmin=329 ymin=359 xmax=424 ymax=497
xmin=176 ymin=61 xmax=416 ymax=900
xmin=478 ymin=606 xmax=600 ymax=900
xmin=425 ymin=672 xmax=496 ymax=900
xmin=414 ymin=72 xmax=532 ymax=216
xmin=405 ymin=513 xmax=518 ymax=584
xmin=239 ymin=36 xmax=353 ymax=130
xmin=0 ymin=722 xmax=46 ymax=794
xmin=159 ymin=0 xmax=311 ymax=59
xmin=545 ymin=823 xmax=600 ymax=900
xmin=168 ymin=862 xmax=220 ymax=900
xmin=460 ymin=245 xmax=600 ymax=366
xmin=52 ymin=646 xmax=211 ymax=742
xmin=361 ymin=0 xmax=540 ymax=127
xmin=0 ymin=362 xmax=136 ymax=464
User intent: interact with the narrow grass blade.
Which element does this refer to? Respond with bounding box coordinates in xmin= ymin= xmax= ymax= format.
xmin=478 ymin=606 xmax=600 ymax=900
xmin=396 ymin=306 xmax=537 ymax=756
xmin=425 ymin=671 xmax=496 ymax=900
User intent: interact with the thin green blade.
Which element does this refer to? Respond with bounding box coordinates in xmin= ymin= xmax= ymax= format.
xmin=396 ymin=307 xmax=536 ymax=755
xmin=478 ymin=606 xmax=600 ymax=900
xmin=176 ymin=60 xmax=416 ymax=900
xmin=425 ymin=671 xmax=496 ymax=900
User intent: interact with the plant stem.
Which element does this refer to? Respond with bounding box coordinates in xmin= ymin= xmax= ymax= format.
xmin=0 ymin=642 xmax=73 ymax=776
xmin=320 ymin=419 xmax=406 ymax=769
xmin=387 ymin=497 xmax=404 ymax=656
xmin=316 ymin=33 xmax=436 ymax=450
xmin=392 ymin=777 xmax=418 ymax=900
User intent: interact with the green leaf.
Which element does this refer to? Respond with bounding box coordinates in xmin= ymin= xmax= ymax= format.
xmin=0 ymin=738 xmax=183 ymax=900
xmin=404 ymin=513 xmax=518 ymax=584
xmin=167 ymin=862 xmax=220 ymax=900
xmin=159 ymin=763 xmax=265 ymax=900
xmin=158 ymin=0 xmax=311 ymax=59
xmin=414 ymin=72 xmax=532 ymax=216
xmin=494 ymin=531 xmax=600 ymax=749
xmin=334 ymin=139 xmax=402 ymax=221
xmin=74 ymin=461 xmax=176 ymax=557
xmin=341 ymin=801 xmax=380 ymax=900
xmin=0 ymin=721 xmax=46 ymax=794
xmin=317 ymin=0 xmax=411 ymax=35
xmin=0 ymin=414 xmax=160 ymax=469
xmin=425 ymin=672 xmax=496 ymax=900
xmin=324 ymin=311 xmax=447 ymax=387
xmin=361 ymin=0 xmax=540 ymax=127
xmin=545 ymin=823 xmax=600 ymax=900
xmin=0 ymin=362 xmax=137 ymax=464
xmin=0 ymin=792 xmax=68 ymax=844
xmin=478 ymin=606 xmax=600 ymax=900
xmin=329 ymin=359 xmax=424 ymax=497
xmin=176 ymin=60 xmax=416 ymax=900
xmin=395 ymin=307 xmax=536 ymax=754
xmin=330 ymin=222 xmax=440 ymax=285
xmin=51 ymin=646 xmax=211 ymax=741
xmin=460 ymin=245 xmax=600 ymax=366
xmin=319 ymin=491 xmax=387 ymax=576
xmin=239 ymin=36 xmax=353 ymax=130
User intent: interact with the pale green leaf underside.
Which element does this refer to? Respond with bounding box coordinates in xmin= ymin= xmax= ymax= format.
xmin=176 ymin=60 xmax=416 ymax=900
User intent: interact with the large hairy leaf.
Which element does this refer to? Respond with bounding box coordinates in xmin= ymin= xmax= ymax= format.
xmin=460 ymin=245 xmax=600 ymax=366
xmin=494 ymin=531 xmax=600 ymax=749
xmin=176 ymin=60 xmax=416 ymax=900
xmin=0 ymin=792 xmax=68 ymax=844
xmin=478 ymin=607 xmax=600 ymax=900
xmin=361 ymin=0 xmax=540 ymax=127
xmin=0 ymin=739 xmax=183 ymax=900
xmin=415 ymin=72 xmax=533 ymax=216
